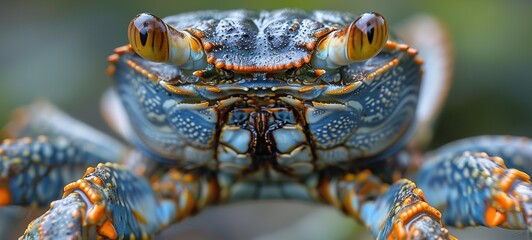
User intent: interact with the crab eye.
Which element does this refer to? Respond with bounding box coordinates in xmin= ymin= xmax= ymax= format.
xmin=128 ymin=13 xmax=169 ymax=62
xmin=346 ymin=12 xmax=388 ymax=61
xmin=128 ymin=13 xmax=206 ymax=71
xmin=311 ymin=12 xmax=388 ymax=70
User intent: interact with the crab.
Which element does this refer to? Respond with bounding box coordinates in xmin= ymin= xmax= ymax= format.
xmin=1 ymin=9 xmax=532 ymax=239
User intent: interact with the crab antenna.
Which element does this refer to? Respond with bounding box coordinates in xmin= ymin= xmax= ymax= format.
xmin=311 ymin=12 xmax=388 ymax=70
xmin=128 ymin=13 xmax=207 ymax=71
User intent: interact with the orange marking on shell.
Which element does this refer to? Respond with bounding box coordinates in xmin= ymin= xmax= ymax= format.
xmin=314 ymin=69 xmax=326 ymax=77
xmin=305 ymin=41 xmax=316 ymax=50
xmin=397 ymin=44 xmax=409 ymax=51
xmin=304 ymin=54 xmax=312 ymax=63
xmin=215 ymin=61 xmax=226 ymax=69
xmin=106 ymin=65 xmax=116 ymax=76
xmin=494 ymin=192 xmax=515 ymax=209
xmin=485 ymin=206 xmax=506 ymax=227
xmin=385 ymin=40 xmax=397 ymax=50
xmin=107 ymin=54 xmax=120 ymax=63
xmin=0 ymin=187 xmax=12 ymax=206
xmin=313 ymin=27 xmax=334 ymax=38
xmin=0 ymin=149 xmax=4 ymax=155
xmin=203 ymin=42 xmax=214 ymax=51
xmin=206 ymin=55 xmax=215 ymax=63
xmin=186 ymin=28 xmax=205 ymax=38
xmin=414 ymin=57 xmax=424 ymax=65
xmin=364 ymin=58 xmax=400 ymax=82
xmin=325 ymin=83 xmax=359 ymax=95
xmin=196 ymin=102 xmax=210 ymax=108
xmin=299 ymin=86 xmax=314 ymax=93
xmin=114 ymin=45 xmax=132 ymax=54
xmin=193 ymin=71 xmax=203 ymax=77
xmin=208 ymin=54 xmax=312 ymax=72
xmin=160 ymin=82 xmax=195 ymax=95
xmin=147 ymin=73 xmax=157 ymax=81
xmin=98 ymin=219 xmax=118 ymax=239
xmin=406 ymin=48 xmax=418 ymax=56
xmin=205 ymin=86 xmax=221 ymax=93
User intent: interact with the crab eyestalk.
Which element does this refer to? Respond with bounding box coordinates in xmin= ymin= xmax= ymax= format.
xmin=128 ymin=13 xmax=207 ymax=71
xmin=311 ymin=12 xmax=388 ymax=70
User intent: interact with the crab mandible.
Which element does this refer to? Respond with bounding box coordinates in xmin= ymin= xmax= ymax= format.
xmin=1 ymin=9 xmax=532 ymax=239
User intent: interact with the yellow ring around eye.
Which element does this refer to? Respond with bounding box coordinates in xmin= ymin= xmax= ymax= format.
xmin=346 ymin=12 xmax=388 ymax=61
xmin=128 ymin=13 xmax=170 ymax=62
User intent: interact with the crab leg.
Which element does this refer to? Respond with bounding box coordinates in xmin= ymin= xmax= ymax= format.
xmin=318 ymin=170 xmax=454 ymax=239
xmin=20 ymin=163 xmax=220 ymax=239
xmin=426 ymin=135 xmax=532 ymax=174
xmin=0 ymin=102 xmax=126 ymax=206
xmin=415 ymin=136 xmax=532 ymax=230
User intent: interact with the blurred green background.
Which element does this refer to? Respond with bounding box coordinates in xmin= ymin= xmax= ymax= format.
xmin=1 ymin=0 xmax=531 ymax=239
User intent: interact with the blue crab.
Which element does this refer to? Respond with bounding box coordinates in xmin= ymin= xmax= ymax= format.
xmin=1 ymin=9 xmax=532 ymax=239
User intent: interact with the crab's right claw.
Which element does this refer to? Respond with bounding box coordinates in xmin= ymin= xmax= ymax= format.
xmin=21 ymin=163 xmax=167 ymax=239
xmin=20 ymin=192 xmax=110 ymax=239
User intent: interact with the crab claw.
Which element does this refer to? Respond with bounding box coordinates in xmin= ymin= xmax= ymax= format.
xmin=311 ymin=12 xmax=388 ymax=70
xmin=128 ymin=13 xmax=207 ymax=71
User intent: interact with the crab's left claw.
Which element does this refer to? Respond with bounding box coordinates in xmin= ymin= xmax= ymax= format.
xmin=417 ymin=147 xmax=532 ymax=231
xmin=373 ymin=180 xmax=456 ymax=240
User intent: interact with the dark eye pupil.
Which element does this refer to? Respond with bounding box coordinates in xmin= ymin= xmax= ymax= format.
xmin=367 ymin=26 xmax=374 ymax=44
xmin=139 ymin=28 xmax=149 ymax=46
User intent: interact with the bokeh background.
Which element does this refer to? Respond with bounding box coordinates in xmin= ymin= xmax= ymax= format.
xmin=1 ymin=0 xmax=531 ymax=239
